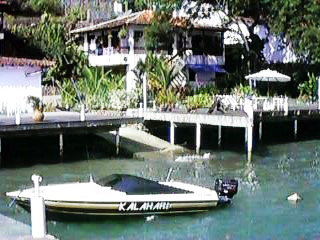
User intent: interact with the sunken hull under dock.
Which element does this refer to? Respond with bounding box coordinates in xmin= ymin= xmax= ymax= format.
xmin=7 ymin=174 xmax=238 ymax=217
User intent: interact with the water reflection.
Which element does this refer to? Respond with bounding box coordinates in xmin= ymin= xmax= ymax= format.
xmin=242 ymin=162 xmax=259 ymax=192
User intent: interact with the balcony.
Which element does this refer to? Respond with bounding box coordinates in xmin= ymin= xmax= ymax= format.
xmin=184 ymin=55 xmax=224 ymax=65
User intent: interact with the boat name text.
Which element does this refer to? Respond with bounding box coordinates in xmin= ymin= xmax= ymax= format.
xmin=118 ymin=202 xmax=171 ymax=211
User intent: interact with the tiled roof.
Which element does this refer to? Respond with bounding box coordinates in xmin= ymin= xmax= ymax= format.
xmin=0 ymin=57 xmax=55 ymax=67
xmin=71 ymin=10 xmax=225 ymax=34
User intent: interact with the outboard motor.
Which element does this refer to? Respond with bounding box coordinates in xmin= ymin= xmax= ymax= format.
xmin=214 ymin=179 xmax=238 ymax=199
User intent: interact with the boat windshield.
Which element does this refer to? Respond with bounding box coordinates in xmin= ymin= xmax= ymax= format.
xmin=97 ymin=174 xmax=191 ymax=195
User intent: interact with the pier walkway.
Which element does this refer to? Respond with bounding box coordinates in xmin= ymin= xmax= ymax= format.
xmin=0 ymin=213 xmax=56 ymax=240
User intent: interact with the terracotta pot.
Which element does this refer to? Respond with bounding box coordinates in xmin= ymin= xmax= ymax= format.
xmin=33 ymin=109 xmax=44 ymax=122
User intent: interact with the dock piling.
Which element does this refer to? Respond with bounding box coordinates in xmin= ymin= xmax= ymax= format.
xmin=59 ymin=133 xmax=63 ymax=161
xmin=31 ymin=175 xmax=46 ymax=239
xmin=170 ymin=121 xmax=175 ymax=145
xmin=218 ymin=125 xmax=222 ymax=147
xmin=259 ymin=121 xmax=263 ymax=141
xmin=294 ymin=119 xmax=298 ymax=139
xmin=196 ymin=123 xmax=201 ymax=154
xmin=116 ymin=128 xmax=120 ymax=155
xmin=247 ymin=126 xmax=253 ymax=162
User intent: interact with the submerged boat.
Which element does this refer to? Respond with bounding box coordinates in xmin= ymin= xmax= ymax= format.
xmin=6 ymin=174 xmax=238 ymax=216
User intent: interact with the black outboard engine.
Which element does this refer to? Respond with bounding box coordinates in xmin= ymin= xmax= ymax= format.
xmin=214 ymin=179 xmax=238 ymax=199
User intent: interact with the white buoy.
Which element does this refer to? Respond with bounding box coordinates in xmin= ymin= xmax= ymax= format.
xmin=146 ymin=215 xmax=155 ymax=222
xmin=31 ymin=174 xmax=47 ymax=238
xmin=287 ymin=192 xmax=302 ymax=202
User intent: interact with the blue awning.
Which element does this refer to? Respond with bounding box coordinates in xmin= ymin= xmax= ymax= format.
xmin=186 ymin=64 xmax=227 ymax=73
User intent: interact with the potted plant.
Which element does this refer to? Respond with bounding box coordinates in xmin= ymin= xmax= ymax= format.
xmin=27 ymin=96 xmax=44 ymax=122
xmin=118 ymin=26 xmax=128 ymax=39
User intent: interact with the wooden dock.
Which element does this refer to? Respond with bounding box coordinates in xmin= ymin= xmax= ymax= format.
xmin=0 ymin=111 xmax=143 ymax=136
xmin=141 ymin=100 xmax=320 ymax=161
xmin=0 ymin=99 xmax=319 ymax=164
xmin=0 ymin=111 xmax=143 ymax=166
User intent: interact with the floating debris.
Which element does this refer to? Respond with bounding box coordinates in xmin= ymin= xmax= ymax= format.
xmin=175 ymin=153 xmax=211 ymax=162
xmin=146 ymin=215 xmax=155 ymax=222
xmin=287 ymin=193 xmax=302 ymax=202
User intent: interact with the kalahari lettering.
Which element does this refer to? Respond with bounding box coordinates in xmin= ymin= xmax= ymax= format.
xmin=118 ymin=202 xmax=171 ymax=211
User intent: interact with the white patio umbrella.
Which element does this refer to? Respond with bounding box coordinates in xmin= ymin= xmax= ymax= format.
xmin=245 ymin=68 xmax=291 ymax=95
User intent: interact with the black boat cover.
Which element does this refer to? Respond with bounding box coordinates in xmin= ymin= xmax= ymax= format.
xmin=97 ymin=174 xmax=192 ymax=195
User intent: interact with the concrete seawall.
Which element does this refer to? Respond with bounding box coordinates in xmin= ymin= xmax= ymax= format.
xmin=0 ymin=213 xmax=56 ymax=240
xmin=96 ymin=127 xmax=187 ymax=160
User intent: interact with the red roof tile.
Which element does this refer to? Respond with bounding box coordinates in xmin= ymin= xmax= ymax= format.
xmin=0 ymin=57 xmax=55 ymax=67
xmin=71 ymin=10 xmax=225 ymax=34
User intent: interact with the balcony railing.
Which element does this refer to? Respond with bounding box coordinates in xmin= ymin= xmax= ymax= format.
xmin=88 ymin=47 xmax=224 ymax=67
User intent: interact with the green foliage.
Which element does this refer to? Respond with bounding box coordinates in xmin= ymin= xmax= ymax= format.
xmin=26 ymin=0 xmax=61 ymax=14
xmin=118 ymin=26 xmax=128 ymax=39
xmin=144 ymin=12 xmax=173 ymax=52
xmin=231 ymin=83 xmax=257 ymax=97
xmin=12 ymin=13 xmax=65 ymax=59
xmin=27 ymin=96 xmax=43 ymax=111
xmin=298 ymin=72 xmax=317 ymax=102
xmin=193 ymin=84 xmax=219 ymax=96
xmin=6 ymin=0 xmax=62 ymax=15
xmin=269 ymin=0 xmax=320 ymax=64
xmin=185 ymin=93 xmax=213 ymax=110
xmin=79 ymin=67 xmax=111 ymax=109
xmin=46 ymin=43 xmax=88 ymax=83
xmin=56 ymin=66 xmax=135 ymax=111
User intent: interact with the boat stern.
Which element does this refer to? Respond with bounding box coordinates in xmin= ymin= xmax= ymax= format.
xmin=214 ymin=179 xmax=238 ymax=205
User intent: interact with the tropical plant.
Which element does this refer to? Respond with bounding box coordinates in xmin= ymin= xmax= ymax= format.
xmin=118 ymin=26 xmax=128 ymax=39
xmin=193 ymin=84 xmax=219 ymax=95
xmin=185 ymin=93 xmax=213 ymax=111
xmin=27 ymin=96 xmax=43 ymax=111
xmin=80 ymin=66 xmax=111 ymax=109
xmin=27 ymin=96 xmax=44 ymax=121
xmin=298 ymin=72 xmax=317 ymax=102
xmin=231 ymin=83 xmax=257 ymax=98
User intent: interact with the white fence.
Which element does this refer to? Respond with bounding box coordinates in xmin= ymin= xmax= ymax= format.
xmin=217 ymin=95 xmax=289 ymax=113
xmin=0 ymin=86 xmax=41 ymax=116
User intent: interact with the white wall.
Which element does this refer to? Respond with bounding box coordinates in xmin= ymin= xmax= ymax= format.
xmin=0 ymin=66 xmax=42 ymax=115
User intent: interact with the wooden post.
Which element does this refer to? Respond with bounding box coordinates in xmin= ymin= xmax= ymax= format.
xmin=218 ymin=125 xmax=222 ymax=147
xmin=259 ymin=121 xmax=263 ymax=141
xmin=247 ymin=126 xmax=253 ymax=162
xmin=170 ymin=121 xmax=175 ymax=145
xmin=294 ymin=119 xmax=298 ymax=139
xmin=59 ymin=133 xmax=63 ymax=161
xmin=196 ymin=123 xmax=201 ymax=154
xmin=116 ymin=128 xmax=120 ymax=155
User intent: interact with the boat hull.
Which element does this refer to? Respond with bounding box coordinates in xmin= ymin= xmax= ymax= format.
xmin=15 ymin=198 xmax=220 ymax=216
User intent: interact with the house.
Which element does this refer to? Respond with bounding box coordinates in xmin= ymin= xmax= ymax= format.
xmin=224 ymin=18 xmax=297 ymax=64
xmin=0 ymin=57 xmax=54 ymax=115
xmin=70 ymin=8 xmax=227 ymax=91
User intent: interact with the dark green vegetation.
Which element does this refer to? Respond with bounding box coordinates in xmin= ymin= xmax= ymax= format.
xmin=2 ymin=0 xmax=320 ymax=109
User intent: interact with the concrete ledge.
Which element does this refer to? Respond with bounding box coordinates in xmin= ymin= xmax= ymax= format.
xmin=0 ymin=214 xmax=57 ymax=240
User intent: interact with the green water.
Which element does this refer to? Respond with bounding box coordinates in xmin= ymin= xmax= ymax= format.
xmin=0 ymin=137 xmax=320 ymax=239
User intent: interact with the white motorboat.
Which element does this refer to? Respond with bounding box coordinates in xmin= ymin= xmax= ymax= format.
xmin=6 ymin=174 xmax=238 ymax=216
